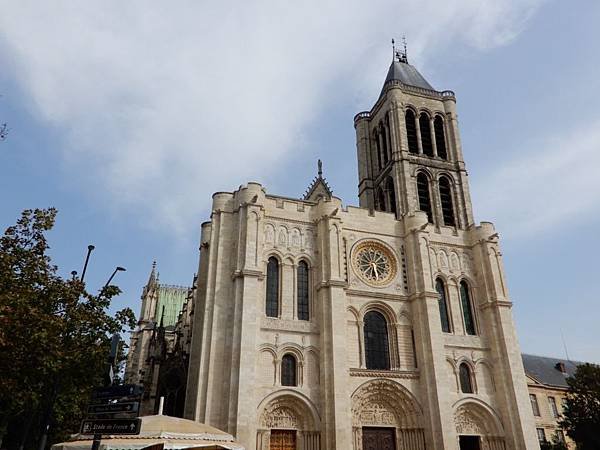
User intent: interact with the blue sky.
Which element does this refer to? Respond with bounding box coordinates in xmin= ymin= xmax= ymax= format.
xmin=1 ymin=1 xmax=599 ymax=362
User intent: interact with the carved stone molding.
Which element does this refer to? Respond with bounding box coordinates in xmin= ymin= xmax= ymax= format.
xmin=349 ymin=368 xmax=419 ymax=379
xmin=260 ymin=317 xmax=319 ymax=334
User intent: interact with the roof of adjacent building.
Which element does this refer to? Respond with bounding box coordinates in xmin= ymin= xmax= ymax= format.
xmin=522 ymin=353 xmax=582 ymax=388
xmin=381 ymin=60 xmax=435 ymax=93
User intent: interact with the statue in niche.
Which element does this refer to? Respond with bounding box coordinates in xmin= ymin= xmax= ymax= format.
xmin=278 ymin=228 xmax=288 ymax=246
xmin=265 ymin=224 xmax=275 ymax=244
xmin=291 ymin=228 xmax=301 ymax=247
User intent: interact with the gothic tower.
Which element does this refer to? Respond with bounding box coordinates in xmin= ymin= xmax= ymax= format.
xmin=355 ymin=49 xmax=473 ymax=231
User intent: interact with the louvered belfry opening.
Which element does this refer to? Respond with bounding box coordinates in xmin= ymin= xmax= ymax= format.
xmin=419 ymin=113 xmax=433 ymax=156
xmin=434 ymin=116 xmax=447 ymax=160
xmin=438 ymin=177 xmax=456 ymax=227
xmin=416 ymin=173 xmax=433 ymax=223
xmin=405 ymin=110 xmax=419 ymax=154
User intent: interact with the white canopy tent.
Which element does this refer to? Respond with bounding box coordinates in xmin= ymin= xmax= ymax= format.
xmin=51 ymin=415 xmax=245 ymax=450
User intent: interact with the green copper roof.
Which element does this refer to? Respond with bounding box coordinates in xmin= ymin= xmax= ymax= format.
xmin=155 ymin=284 xmax=188 ymax=327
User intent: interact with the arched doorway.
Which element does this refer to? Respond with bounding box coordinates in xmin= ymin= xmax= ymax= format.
xmin=256 ymin=393 xmax=320 ymax=450
xmin=351 ymin=379 xmax=425 ymax=450
xmin=454 ymin=401 xmax=506 ymax=450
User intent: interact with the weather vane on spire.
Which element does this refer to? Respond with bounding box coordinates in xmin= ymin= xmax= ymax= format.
xmin=392 ymin=36 xmax=408 ymax=63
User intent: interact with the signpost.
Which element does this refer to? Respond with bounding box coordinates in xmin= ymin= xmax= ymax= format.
xmin=81 ymin=383 xmax=143 ymax=450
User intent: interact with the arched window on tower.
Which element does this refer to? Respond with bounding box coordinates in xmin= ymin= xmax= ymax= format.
xmin=459 ymin=363 xmax=473 ymax=393
xmin=297 ymin=261 xmax=309 ymax=321
xmin=434 ymin=116 xmax=447 ymax=160
xmin=265 ymin=257 xmax=279 ymax=317
xmin=281 ymin=354 xmax=297 ymax=386
xmin=385 ymin=114 xmax=392 ymax=162
xmin=405 ymin=110 xmax=418 ymax=154
xmin=460 ymin=281 xmax=476 ymax=335
xmin=380 ymin=123 xmax=389 ymax=166
xmin=419 ymin=113 xmax=433 ymax=156
xmin=373 ymin=130 xmax=381 ymax=172
xmin=436 ymin=278 xmax=451 ymax=333
xmin=385 ymin=177 xmax=397 ymax=217
xmin=438 ymin=176 xmax=456 ymax=227
xmin=364 ymin=311 xmax=390 ymax=370
xmin=416 ymin=173 xmax=433 ymax=223
xmin=376 ymin=186 xmax=386 ymax=212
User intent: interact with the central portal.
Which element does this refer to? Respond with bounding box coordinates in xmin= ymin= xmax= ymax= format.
xmin=459 ymin=435 xmax=481 ymax=450
xmin=270 ymin=430 xmax=296 ymax=450
xmin=362 ymin=427 xmax=396 ymax=450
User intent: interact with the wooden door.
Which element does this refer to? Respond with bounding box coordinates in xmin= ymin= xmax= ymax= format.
xmin=270 ymin=429 xmax=296 ymax=450
xmin=362 ymin=427 xmax=396 ymax=450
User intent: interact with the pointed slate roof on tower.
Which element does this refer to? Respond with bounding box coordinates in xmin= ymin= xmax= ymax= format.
xmin=303 ymin=159 xmax=333 ymax=201
xmin=380 ymin=38 xmax=435 ymax=97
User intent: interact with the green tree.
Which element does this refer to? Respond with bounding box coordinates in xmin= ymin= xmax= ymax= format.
xmin=559 ymin=363 xmax=600 ymax=450
xmin=0 ymin=208 xmax=136 ymax=450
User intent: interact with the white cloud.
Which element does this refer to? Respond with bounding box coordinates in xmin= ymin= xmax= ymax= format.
xmin=0 ymin=0 xmax=545 ymax=234
xmin=473 ymin=118 xmax=600 ymax=238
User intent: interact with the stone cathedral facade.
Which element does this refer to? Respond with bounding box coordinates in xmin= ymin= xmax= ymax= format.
xmin=128 ymin=54 xmax=544 ymax=450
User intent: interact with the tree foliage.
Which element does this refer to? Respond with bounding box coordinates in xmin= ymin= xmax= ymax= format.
xmin=0 ymin=208 xmax=136 ymax=449
xmin=559 ymin=363 xmax=600 ymax=450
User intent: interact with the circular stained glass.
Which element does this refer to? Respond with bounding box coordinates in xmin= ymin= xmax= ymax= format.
xmin=352 ymin=241 xmax=397 ymax=286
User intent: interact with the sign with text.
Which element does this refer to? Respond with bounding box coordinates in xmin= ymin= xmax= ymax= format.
xmin=87 ymin=401 xmax=139 ymax=416
xmin=80 ymin=418 xmax=141 ymax=435
xmin=91 ymin=384 xmax=143 ymax=400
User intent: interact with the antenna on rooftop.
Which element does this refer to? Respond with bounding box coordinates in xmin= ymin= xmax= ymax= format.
xmin=560 ymin=329 xmax=571 ymax=362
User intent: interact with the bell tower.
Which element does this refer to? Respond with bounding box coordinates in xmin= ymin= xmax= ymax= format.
xmin=354 ymin=43 xmax=474 ymax=230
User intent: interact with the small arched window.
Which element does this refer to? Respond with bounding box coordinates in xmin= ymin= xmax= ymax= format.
xmin=459 ymin=363 xmax=473 ymax=393
xmin=386 ymin=177 xmax=397 ymax=217
xmin=438 ymin=177 xmax=456 ymax=227
xmin=405 ymin=110 xmax=419 ymax=154
xmin=419 ymin=113 xmax=433 ymax=156
xmin=297 ymin=261 xmax=309 ymax=321
xmin=364 ymin=311 xmax=390 ymax=370
xmin=436 ymin=278 xmax=451 ymax=333
xmin=460 ymin=281 xmax=476 ymax=335
xmin=416 ymin=173 xmax=433 ymax=223
xmin=434 ymin=116 xmax=447 ymax=160
xmin=266 ymin=257 xmax=279 ymax=317
xmin=281 ymin=354 xmax=297 ymax=386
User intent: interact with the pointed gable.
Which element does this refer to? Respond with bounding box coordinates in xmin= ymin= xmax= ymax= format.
xmin=304 ymin=159 xmax=333 ymax=201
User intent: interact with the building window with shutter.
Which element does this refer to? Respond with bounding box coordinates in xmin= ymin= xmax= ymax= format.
xmin=536 ymin=428 xmax=546 ymax=443
xmin=530 ymin=394 xmax=541 ymax=416
xmin=548 ymin=396 xmax=559 ymax=418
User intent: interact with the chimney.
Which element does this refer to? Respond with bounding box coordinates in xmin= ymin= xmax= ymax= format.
xmin=555 ymin=362 xmax=567 ymax=374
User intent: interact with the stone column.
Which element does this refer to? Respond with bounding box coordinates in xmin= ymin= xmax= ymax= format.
xmin=430 ymin=116 xmax=438 ymax=158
